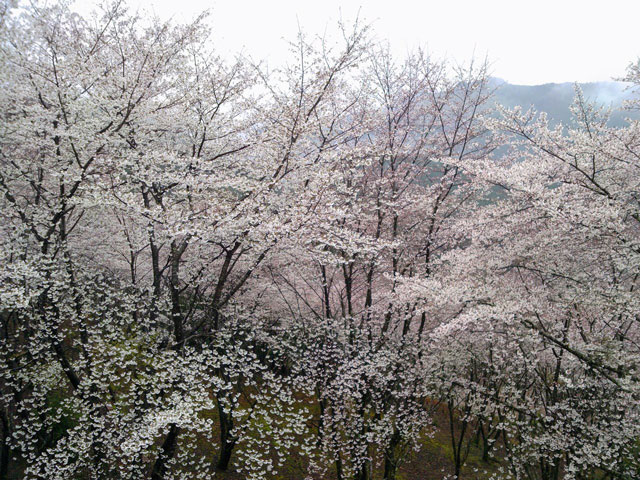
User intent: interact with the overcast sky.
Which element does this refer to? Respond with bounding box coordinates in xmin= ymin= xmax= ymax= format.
xmin=77 ymin=0 xmax=640 ymax=85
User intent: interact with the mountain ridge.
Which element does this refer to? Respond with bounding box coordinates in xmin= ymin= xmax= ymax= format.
xmin=488 ymin=78 xmax=638 ymax=126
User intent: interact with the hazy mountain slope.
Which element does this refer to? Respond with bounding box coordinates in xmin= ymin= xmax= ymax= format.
xmin=490 ymin=79 xmax=638 ymax=126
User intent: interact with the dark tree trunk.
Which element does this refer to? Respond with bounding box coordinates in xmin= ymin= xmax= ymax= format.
xmin=448 ymin=399 xmax=468 ymax=479
xmin=150 ymin=424 xmax=180 ymax=480
xmin=383 ymin=429 xmax=401 ymax=480
xmin=383 ymin=456 xmax=398 ymax=480
xmin=216 ymin=400 xmax=237 ymax=471
xmin=216 ymin=440 xmax=235 ymax=472
xmin=1 ymin=408 xmax=10 ymax=480
xmin=335 ymin=455 xmax=344 ymax=480
xmin=353 ymin=459 xmax=371 ymax=480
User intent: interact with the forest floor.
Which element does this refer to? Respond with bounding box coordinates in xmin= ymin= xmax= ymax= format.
xmin=213 ymin=405 xmax=503 ymax=480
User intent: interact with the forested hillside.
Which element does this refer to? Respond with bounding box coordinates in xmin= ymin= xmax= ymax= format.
xmin=1 ymin=2 xmax=639 ymax=480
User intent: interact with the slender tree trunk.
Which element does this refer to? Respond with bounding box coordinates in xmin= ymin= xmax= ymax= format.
xmin=1 ymin=408 xmax=10 ymax=480
xmin=383 ymin=459 xmax=398 ymax=480
xmin=479 ymin=426 xmax=499 ymax=462
xmin=335 ymin=455 xmax=344 ymax=480
xmin=383 ymin=429 xmax=401 ymax=480
xmin=216 ymin=400 xmax=237 ymax=471
xmin=478 ymin=422 xmax=489 ymax=462
xmin=353 ymin=459 xmax=371 ymax=480
xmin=150 ymin=424 xmax=181 ymax=480
xmin=151 ymin=241 xmax=187 ymax=479
xmin=448 ymin=399 xmax=468 ymax=479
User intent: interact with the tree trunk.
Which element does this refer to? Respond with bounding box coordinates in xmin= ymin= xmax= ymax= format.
xmin=150 ymin=424 xmax=180 ymax=480
xmin=383 ymin=429 xmax=401 ymax=480
xmin=1 ymin=408 xmax=10 ymax=480
xmin=335 ymin=455 xmax=344 ymax=480
xmin=216 ymin=400 xmax=237 ymax=471
xmin=353 ymin=459 xmax=371 ymax=480
xmin=383 ymin=456 xmax=398 ymax=480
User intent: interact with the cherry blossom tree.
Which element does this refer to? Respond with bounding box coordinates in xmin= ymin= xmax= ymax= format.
xmin=422 ymin=80 xmax=640 ymax=479
xmin=265 ymin=47 xmax=495 ymax=479
xmin=0 ymin=1 xmax=369 ymax=478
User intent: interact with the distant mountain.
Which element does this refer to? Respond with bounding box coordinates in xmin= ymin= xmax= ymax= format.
xmin=488 ymin=79 xmax=638 ymax=127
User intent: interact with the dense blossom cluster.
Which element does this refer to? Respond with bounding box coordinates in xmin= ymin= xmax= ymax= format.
xmin=1 ymin=1 xmax=639 ymax=479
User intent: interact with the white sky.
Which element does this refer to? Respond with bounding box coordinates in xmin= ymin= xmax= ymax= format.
xmin=77 ymin=0 xmax=640 ymax=85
